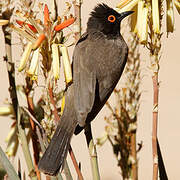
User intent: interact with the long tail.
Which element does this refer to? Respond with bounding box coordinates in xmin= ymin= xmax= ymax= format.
xmin=38 ymin=88 xmax=77 ymax=176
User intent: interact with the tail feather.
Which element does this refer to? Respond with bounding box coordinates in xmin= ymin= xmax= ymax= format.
xmin=38 ymin=86 xmax=77 ymax=176
xmin=38 ymin=119 xmax=76 ymax=175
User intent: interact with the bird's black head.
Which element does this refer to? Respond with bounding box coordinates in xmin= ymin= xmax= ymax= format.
xmin=87 ymin=4 xmax=133 ymax=37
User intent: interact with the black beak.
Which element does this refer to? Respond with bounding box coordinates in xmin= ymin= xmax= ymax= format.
xmin=118 ymin=11 xmax=134 ymax=20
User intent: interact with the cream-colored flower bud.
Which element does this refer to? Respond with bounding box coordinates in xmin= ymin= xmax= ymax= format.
xmin=166 ymin=0 xmax=174 ymax=33
xmin=174 ymin=0 xmax=180 ymax=14
xmin=18 ymin=42 xmax=33 ymax=72
xmin=5 ymin=126 xmax=16 ymax=142
xmin=52 ymin=44 xmax=60 ymax=80
xmin=116 ymin=0 xmax=138 ymax=13
xmin=152 ymin=0 xmax=160 ymax=34
xmin=137 ymin=0 xmax=145 ymax=37
xmin=27 ymin=48 xmax=39 ymax=76
xmin=60 ymin=46 xmax=72 ymax=84
xmin=5 ymin=126 xmax=18 ymax=157
xmin=96 ymin=132 xmax=108 ymax=146
xmin=166 ymin=0 xmax=174 ymax=34
xmin=0 ymin=106 xmax=14 ymax=116
xmin=130 ymin=6 xmax=138 ymax=32
xmin=50 ymin=0 xmax=57 ymax=21
xmin=139 ymin=6 xmax=148 ymax=44
xmin=6 ymin=138 xmax=18 ymax=157
xmin=0 ymin=20 xmax=9 ymax=26
xmin=117 ymin=0 xmax=132 ymax=9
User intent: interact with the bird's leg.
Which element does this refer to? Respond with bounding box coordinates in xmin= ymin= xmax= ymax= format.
xmin=84 ymin=124 xmax=100 ymax=180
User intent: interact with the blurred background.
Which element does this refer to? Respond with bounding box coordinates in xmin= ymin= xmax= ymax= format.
xmin=0 ymin=0 xmax=180 ymax=179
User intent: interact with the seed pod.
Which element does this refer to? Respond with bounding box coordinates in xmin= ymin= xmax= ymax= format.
xmin=52 ymin=44 xmax=60 ymax=80
xmin=18 ymin=42 xmax=33 ymax=72
xmin=166 ymin=0 xmax=174 ymax=34
xmin=27 ymin=48 xmax=39 ymax=76
xmin=60 ymin=46 xmax=72 ymax=84
xmin=152 ymin=0 xmax=160 ymax=34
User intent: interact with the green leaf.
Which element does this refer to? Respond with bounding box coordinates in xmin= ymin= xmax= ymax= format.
xmin=0 ymin=146 xmax=20 ymax=180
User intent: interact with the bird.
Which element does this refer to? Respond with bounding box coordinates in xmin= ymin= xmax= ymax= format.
xmin=38 ymin=3 xmax=133 ymax=176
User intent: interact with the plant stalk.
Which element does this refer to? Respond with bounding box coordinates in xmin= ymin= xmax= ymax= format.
xmin=131 ymin=133 xmax=138 ymax=180
xmin=152 ymin=73 xmax=159 ymax=180
xmin=73 ymin=0 xmax=82 ymax=42
xmin=84 ymin=124 xmax=100 ymax=180
xmin=17 ymin=107 xmax=37 ymax=180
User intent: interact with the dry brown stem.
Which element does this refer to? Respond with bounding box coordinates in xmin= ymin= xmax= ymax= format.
xmin=27 ymin=95 xmax=41 ymax=180
xmin=152 ymin=74 xmax=159 ymax=180
xmin=73 ymin=0 xmax=82 ymax=42
xmin=48 ymin=84 xmax=60 ymax=123
xmin=69 ymin=146 xmax=84 ymax=180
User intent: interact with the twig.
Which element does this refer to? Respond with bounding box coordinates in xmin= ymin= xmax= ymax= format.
xmin=27 ymin=94 xmax=41 ymax=180
xmin=48 ymin=84 xmax=60 ymax=123
xmin=84 ymin=124 xmax=100 ymax=180
xmin=69 ymin=146 xmax=84 ymax=180
xmin=22 ymin=106 xmax=49 ymax=150
xmin=152 ymin=74 xmax=159 ymax=180
xmin=73 ymin=0 xmax=82 ymax=42
xmin=148 ymin=1 xmax=163 ymax=178
xmin=131 ymin=133 xmax=137 ymax=180
xmin=22 ymin=107 xmax=42 ymax=129
xmin=2 ymin=14 xmax=19 ymax=119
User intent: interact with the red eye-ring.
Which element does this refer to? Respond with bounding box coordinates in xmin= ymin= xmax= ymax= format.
xmin=108 ymin=15 xmax=116 ymax=22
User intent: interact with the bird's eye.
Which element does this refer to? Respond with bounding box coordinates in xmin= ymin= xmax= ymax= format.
xmin=108 ymin=15 xmax=116 ymax=23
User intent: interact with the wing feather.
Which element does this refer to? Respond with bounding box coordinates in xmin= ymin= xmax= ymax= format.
xmin=73 ymin=33 xmax=96 ymax=126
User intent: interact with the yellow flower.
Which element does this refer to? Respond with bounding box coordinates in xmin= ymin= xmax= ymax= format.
xmin=60 ymin=95 xmax=65 ymax=115
xmin=60 ymin=46 xmax=72 ymax=84
xmin=174 ymin=0 xmax=180 ymax=14
xmin=116 ymin=0 xmax=138 ymax=13
xmin=139 ymin=6 xmax=148 ymax=44
xmin=152 ymin=0 xmax=160 ymax=34
xmin=27 ymin=48 xmax=39 ymax=78
xmin=137 ymin=0 xmax=145 ymax=37
xmin=0 ymin=106 xmax=14 ymax=116
xmin=0 ymin=19 xmax=9 ymax=26
xmin=18 ymin=42 xmax=33 ymax=72
xmin=166 ymin=0 xmax=174 ymax=34
xmin=5 ymin=125 xmax=18 ymax=157
xmin=52 ymin=44 xmax=60 ymax=80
